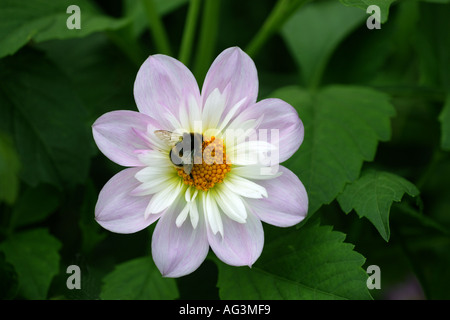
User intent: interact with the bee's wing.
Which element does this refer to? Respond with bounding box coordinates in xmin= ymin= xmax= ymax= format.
xmin=154 ymin=130 xmax=181 ymax=146
xmin=183 ymin=163 xmax=193 ymax=175
xmin=154 ymin=130 xmax=173 ymax=142
xmin=181 ymin=150 xmax=194 ymax=175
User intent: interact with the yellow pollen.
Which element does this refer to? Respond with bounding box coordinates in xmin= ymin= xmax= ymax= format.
xmin=176 ymin=136 xmax=231 ymax=191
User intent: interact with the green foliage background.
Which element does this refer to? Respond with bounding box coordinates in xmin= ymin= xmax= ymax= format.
xmin=0 ymin=0 xmax=449 ymax=300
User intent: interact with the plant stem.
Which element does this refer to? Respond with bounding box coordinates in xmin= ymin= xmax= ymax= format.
xmin=245 ymin=0 xmax=310 ymax=58
xmin=141 ymin=0 xmax=173 ymax=55
xmin=193 ymin=0 xmax=221 ymax=82
xmin=179 ymin=0 xmax=202 ymax=66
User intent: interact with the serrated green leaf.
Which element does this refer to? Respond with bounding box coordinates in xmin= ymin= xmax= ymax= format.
xmin=0 ymin=229 xmax=61 ymax=299
xmin=217 ymin=223 xmax=371 ymax=300
xmin=272 ymin=85 xmax=396 ymax=214
xmin=100 ymin=257 xmax=179 ymax=300
xmin=337 ymin=170 xmax=420 ymax=241
xmin=0 ymin=48 xmax=93 ymax=188
xmin=0 ymin=132 xmax=20 ymax=204
xmin=339 ymin=0 xmax=396 ymax=23
xmin=282 ymin=0 xmax=366 ymax=87
xmin=0 ymin=0 xmax=128 ymax=58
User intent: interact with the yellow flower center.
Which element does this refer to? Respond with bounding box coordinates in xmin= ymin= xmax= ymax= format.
xmin=177 ymin=136 xmax=231 ymax=191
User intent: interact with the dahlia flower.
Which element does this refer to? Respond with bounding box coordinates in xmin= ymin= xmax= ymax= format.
xmin=92 ymin=47 xmax=308 ymax=277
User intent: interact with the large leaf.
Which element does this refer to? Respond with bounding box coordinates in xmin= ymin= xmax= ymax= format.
xmin=38 ymin=33 xmax=137 ymax=123
xmin=418 ymin=3 xmax=450 ymax=149
xmin=337 ymin=169 xmax=420 ymax=241
xmin=79 ymin=179 xmax=106 ymax=254
xmin=415 ymin=1 xmax=450 ymax=90
xmin=282 ymin=0 xmax=366 ymax=87
xmin=217 ymin=222 xmax=371 ymax=300
xmin=0 ymin=132 xmax=20 ymax=204
xmin=100 ymin=257 xmax=179 ymax=300
xmin=10 ymin=184 xmax=61 ymax=229
xmin=0 ymin=0 xmax=128 ymax=58
xmin=339 ymin=0 xmax=396 ymax=23
xmin=0 ymin=229 xmax=61 ymax=299
xmin=408 ymin=237 xmax=450 ymax=299
xmin=272 ymin=85 xmax=396 ymax=214
xmin=0 ymin=252 xmax=19 ymax=299
xmin=440 ymin=95 xmax=450 ymax=150
xmin=0 ymin=49 xmax=93 ymax=188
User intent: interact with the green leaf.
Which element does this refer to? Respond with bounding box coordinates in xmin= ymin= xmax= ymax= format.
xmin=79 ymin=180 xmax=106 ymax=254
xmin=282 ymin=0 xmax=366 ymax=88
xmin=408 ymin=238 xmax=450 ymax=299
xmin=217 ymin=223 xmax=371 ymax=300
xmin=439 ymin=94 xmax=450 ymax=150
xmin=339 ymin=0 xmax=396 ymax=23
xmin=11 ymin=184 xmax=61 ymax=229
xmin=0 ymin=228 xmax=61 ymax=299
xmin=337 ymin=170 xmax=420 ymax=241
xmin=38 ymin=33 xmax=137 ymax=123
xmin=419 ymin=0 xmax=450 ymax=3
xmin=415 ymin=1 xmax=450 ymax=90
xmin=272 ymin=85 xmax=396 ymax=214
xmin=100 ymin=257 xmax=179 ymax=300
xmin=0 ymin=0 xmax=128 ymax=58
xmin=0 ymin=48 xmax=93 ymax=188
xmin=0 ymin=132 xmax=20 ymax=204
xmin=0 ymin=252 xmax=19 ymax=299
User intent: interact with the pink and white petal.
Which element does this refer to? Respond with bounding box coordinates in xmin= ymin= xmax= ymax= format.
xmin=234 ymin=98 xmax=304 ymax=163
xmin=231 ymin=165 xmax=282 ymax=180
xmin=246 ymin=166 xmax=308 ymax=227
xmin=145 ymin=178 xmax=184 ymax=216
xmin=134 ymin=54 xmax=201 ymax=129
xmin=207 ymin=210 xmax=264 ymax=267
xmin=202 ymin=47 xmax=258 ymax=116
xmin=92 ymin=110 xmax=158 ymax=167
xmin=223 ymin=174 xmax=267 ymax=199
xmin=152 ymin=198 xmax=209 ymax=278
xmin=95 ymin=167 xmax=160 ymax=234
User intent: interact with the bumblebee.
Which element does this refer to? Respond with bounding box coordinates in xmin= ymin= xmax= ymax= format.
xmin=154 ymin=130 xmax=203 ymax=175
